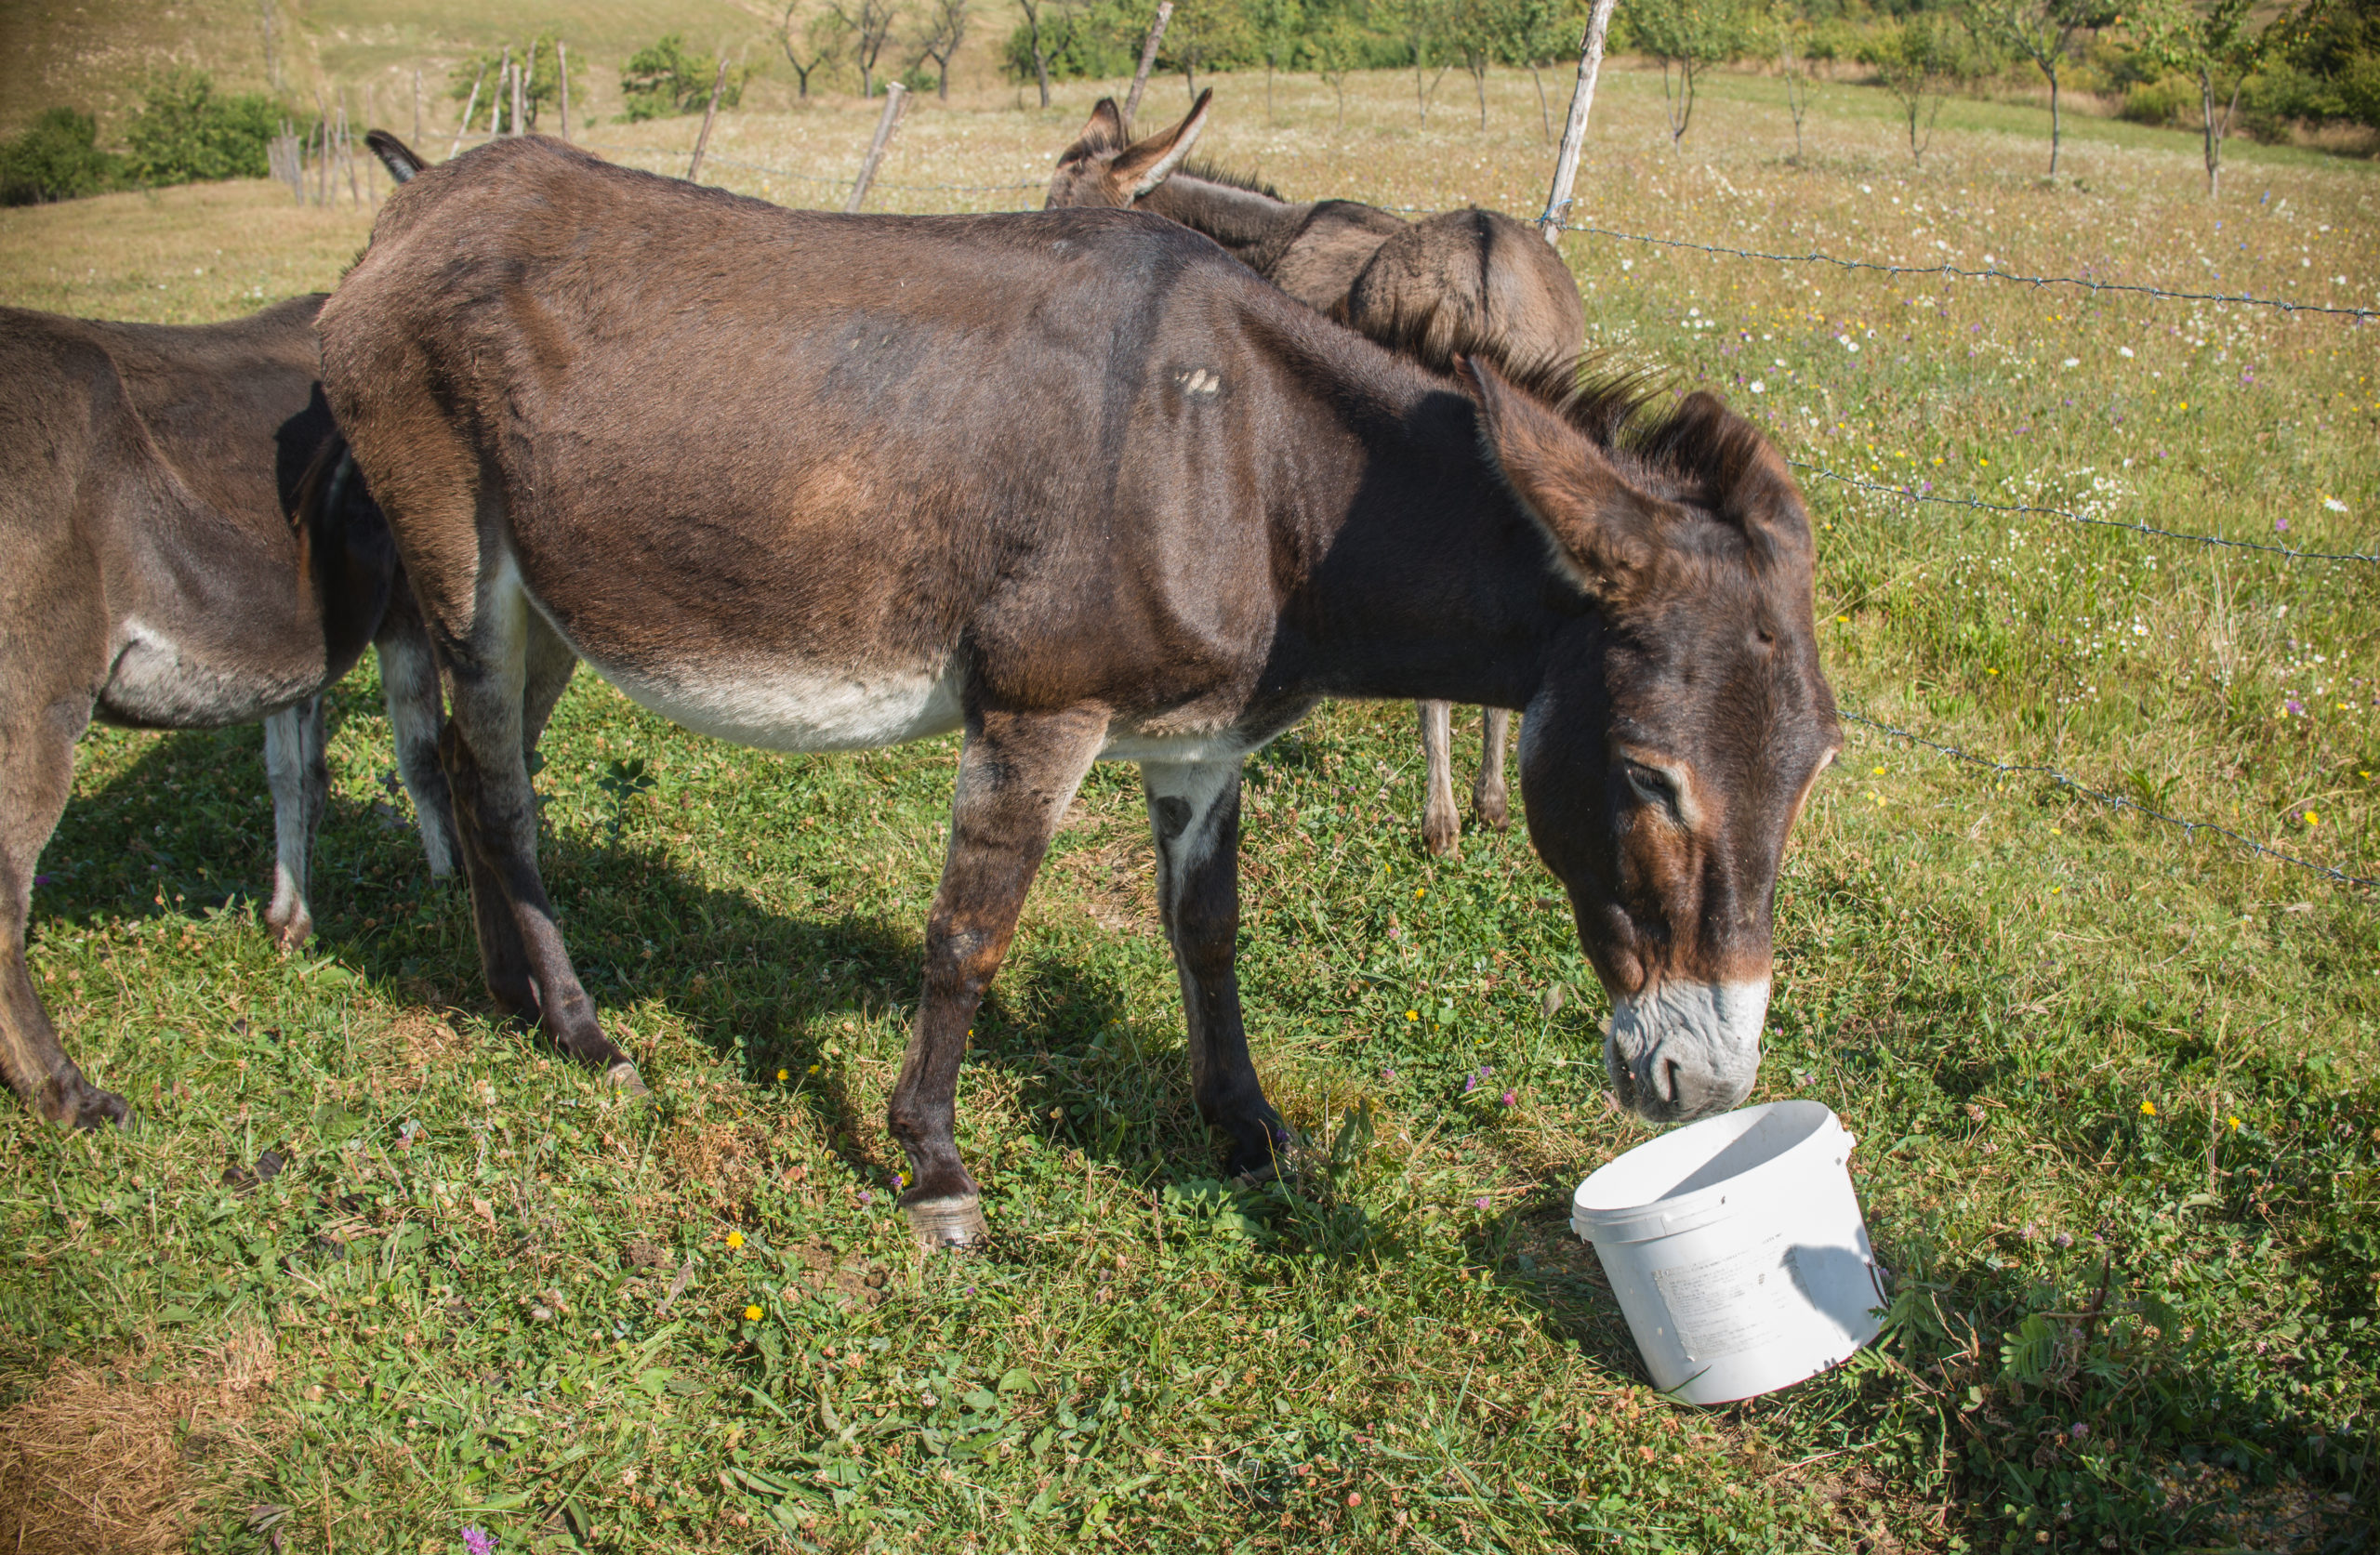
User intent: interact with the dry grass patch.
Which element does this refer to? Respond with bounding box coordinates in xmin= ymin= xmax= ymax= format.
xmin=0 ymin=1324 xmax=280 ymax=1555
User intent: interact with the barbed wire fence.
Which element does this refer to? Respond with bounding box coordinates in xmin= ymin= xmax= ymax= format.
xmin=551 ymin=112 xmax=2376 ymax=895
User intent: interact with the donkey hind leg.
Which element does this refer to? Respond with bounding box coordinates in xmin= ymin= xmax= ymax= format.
xmin=889 ymin=706 xmax=1108 ymax=1249
xmin=261 ymin=697 xmax=327 ymax=950
xmin=1144 ymin=757 xmax=1287 ymax=1182
xmin=375 ymin=587 xmax=456 ymax=878
xmin=440 ymin=596 xmax=639 ymax=1090
xmin=1473 ymin=707 xmax=1512 ymax=832
xmin=0 ymin=700 xmax=128 ymax=1128
xmin=1419 ymin=699 xmax=1460 ymax=857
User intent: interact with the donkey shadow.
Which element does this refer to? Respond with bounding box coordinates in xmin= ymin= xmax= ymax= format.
xmin=46 ymin=719 xmax=1230 ymax=1191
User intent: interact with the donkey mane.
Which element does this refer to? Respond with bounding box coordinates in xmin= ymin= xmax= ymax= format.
xmin=1473 ymin=340 xmax=1784 ymax=517
xmin=1174 ymin=157 xmax=1283 ymax=201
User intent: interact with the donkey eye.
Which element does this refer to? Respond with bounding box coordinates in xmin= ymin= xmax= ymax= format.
xmin=1623 ymin=763 xmax=1677 ymax=810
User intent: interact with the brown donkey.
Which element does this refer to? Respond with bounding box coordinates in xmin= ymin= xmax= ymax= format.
xmin=1046 ymin=92 xmax=1590 ymax=859
xmin=0 ymin=296 xmax=456 ymax=1128
xmin=319 ymin=137 xmax=1837 ymax=1247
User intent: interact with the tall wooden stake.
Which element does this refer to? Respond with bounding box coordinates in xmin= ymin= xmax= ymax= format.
xmin=414 ymin=67 xmax=423 ymax=140
xmin=1122 ymin=2 xmax=1173 ymax=136
xmin=1537 ymin=0 xmax=1619 ymax=246
xmin=688 ymin=59 xmax=730 ymax=180
xmin=517 ymin=41 xmax=534 ymax=133
xmin=451 ymin=68 xmax=484 ymax=159
xmin=844 ymin=82 xmax=909 ymax=213
xmin=556 ymin=41 xmax=571 ymax=141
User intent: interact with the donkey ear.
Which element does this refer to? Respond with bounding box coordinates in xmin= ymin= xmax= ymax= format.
xmin=1112 ymin=88 xmax=1212 ymax=199
xmin=1461 ymin=355 xmax=1665 ymax=600
xmin=1077 ymin=98 xmax=1126 ymax=154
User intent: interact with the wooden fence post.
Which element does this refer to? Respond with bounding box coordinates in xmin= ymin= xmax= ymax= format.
xmin=413 ymin=67 xmax=423 ymax=141
xmin=1122 ymin=2 xmax=1173 ymax=137
xmin=557 ymin=42 xmax=571 ymax=141
xmin=1536 ymin=0 xmax=1619 ymax=246
xmin=844 ymin=82 xmax=909 ymax=213
xmin=688 ymin=60 xmax=731 ymax=180
xmin=451 ymin=68 xmax=484 ymax=159
xmin=516 ymin=43 xmax=533 ymax=135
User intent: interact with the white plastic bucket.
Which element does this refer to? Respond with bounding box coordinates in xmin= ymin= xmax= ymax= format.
xmin=1571 ymin=1100 xmax=1885 ymax=1405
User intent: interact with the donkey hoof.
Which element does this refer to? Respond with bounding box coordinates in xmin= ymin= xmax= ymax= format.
xmin=1474 ymin=789 xmax=1510 ymax=831
xmin=51 ymin=1077 xmax=132 ymax=1132
xmin=268 ymin=911 xmax=313 ymax=953
xmin=904 ymin=1194 xmax=988 ymax=1251
xmin=603 ymin=1060 xmax=651 ymax=1099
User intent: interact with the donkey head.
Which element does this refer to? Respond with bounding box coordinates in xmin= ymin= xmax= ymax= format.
xmin=1462 ymin=360 xmax=1840 ymax=1124
xmin=1045 ymin=89 xmax=1212 ymax=209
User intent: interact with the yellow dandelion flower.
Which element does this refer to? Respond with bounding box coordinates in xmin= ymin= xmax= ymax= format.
xmin=2304 ymin=811 xmax=2320 ymax=826
xmin=1414 ymin=888 xmax=1425 ymax=899
xmin=2140 ymin=1100 xmax=2156 ymax=1117
xmin=1405 ymin=1009 xmax=1420 ymax=1022
xmin=2228 ymin=1115 xmax=2241 ymax=1131
xmin=776 ymin=1068 xmax=789 ymax=1082
xmin=744 ymin=1304 xmax=763 ymax=1322
xmin=726 ymin=1231 xmax=745 ymax=1249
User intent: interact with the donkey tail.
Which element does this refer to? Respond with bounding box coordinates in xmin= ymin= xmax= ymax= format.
xmin=364 ymin=129 xmax=428 ymax=185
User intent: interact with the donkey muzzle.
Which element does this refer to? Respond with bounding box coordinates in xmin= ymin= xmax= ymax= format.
xmin=1602 ymin=979 xmax=1769 ymax=1124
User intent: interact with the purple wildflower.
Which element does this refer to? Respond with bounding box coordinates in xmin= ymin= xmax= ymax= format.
xmin=1474 ymin=1197 xmax=1489 ymax=1210
xmin=1463 ymin=1074 xmax=1479 ymax=1093
xmin=31 ymin=875 xmax=48 ymax=887
xmin=2069 ymin=1422 xmax=2088 ymax=1440
xmin=2275 ymin=517 xmax=2289 ymax=533
xmin=2286 ymin=698 xmax=2305 ymax=716
xmin=1501 ymin=1090 xmax=1516 ymax=1108
xmin=858 ymin=1190 xmax=873 ymax=1205
xmin=463 ymin=1529 xmax=496 ymax=1555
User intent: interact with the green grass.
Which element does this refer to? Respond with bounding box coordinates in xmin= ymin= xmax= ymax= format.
xmin=4 ymin=63 xmax=2376 ymax=1555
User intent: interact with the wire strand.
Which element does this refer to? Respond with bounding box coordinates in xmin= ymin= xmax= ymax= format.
xmin=1792 ymin=462 xmax=2380 ymax=564
xmin=1842 ymin=710 xmax=2375 ymax=892
xmin=1554 ymin=220 xmax=2376 ymax=323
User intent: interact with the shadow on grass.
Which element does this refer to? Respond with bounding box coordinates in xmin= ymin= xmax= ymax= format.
xmin=46 ymin=718 xmax=1250 ymax=1193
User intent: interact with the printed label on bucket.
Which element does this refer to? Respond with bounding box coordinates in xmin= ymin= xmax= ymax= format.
xmin=1652 ymin=1232 xmax=1801 ymax=1361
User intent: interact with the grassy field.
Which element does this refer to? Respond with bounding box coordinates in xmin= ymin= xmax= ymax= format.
xmin=3 ymin=60 xmax=2376 ymax=1555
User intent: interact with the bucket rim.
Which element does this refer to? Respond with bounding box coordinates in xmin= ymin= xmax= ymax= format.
xmin=1570 ymin=1100 xmax=1850 ymax=1241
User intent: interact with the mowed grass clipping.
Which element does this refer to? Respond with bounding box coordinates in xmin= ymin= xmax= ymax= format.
xmin=3 ymin=62 xmax=2376 ymax=1555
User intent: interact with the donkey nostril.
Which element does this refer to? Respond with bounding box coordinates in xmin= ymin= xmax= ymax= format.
xmin=1661 ymin=1059 xmax=1682 ymax=1103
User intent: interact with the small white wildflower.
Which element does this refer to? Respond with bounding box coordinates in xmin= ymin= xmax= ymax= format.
xmin=1751 ymin=380 xmax=1766 ymax=393
xmin=2323 ymin=496 xmax=2349 ymax=514
xmin=2062 ymin=358 xmax=2080 ymax=368
xmin=2118 ymin=346 xmax=2135 ymax=358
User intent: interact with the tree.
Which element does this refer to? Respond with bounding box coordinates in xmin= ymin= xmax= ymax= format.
xmin=1860 ymin=12 xmax=1973 ymax=165
xmin=1389 ymin=0 xmax=1454 ymax=123
xmin=621 ymin=36 xmax=744 ymax=121
xmin=1248 ymin=0 xmax=1305 ymax=116
xmin=1313 ymin=12 xmax=1364 ymax=127
xmin=1448 ymin=0 xmax=1500 ymax=127
xmin=1630 ymin=0 xmax=1752 ymax=148
xmin=1012 ymin=0 xmax=1076 ymax=105
xmin=911 ymin=0 xmax=972 ymax=97
xmin=1775 ymin=0 xmax=1818 ymax=162
xmin=784 ymin=0 xmax=853 ymax=97
xmin=1163 ymin=0 xmax=1252 ymax=100
xmin=450 ymin=33 xmax=583 ymax=129
xmin=1964 ymin=0 xmax=2119 ymax=175
xmin=1500 ymin=0 xmax=1580 ymax=142
xmin=831 ymin=0 xmax=907 ymax=95
xmin=2132 ymin=0 xmax=2301 ymax=198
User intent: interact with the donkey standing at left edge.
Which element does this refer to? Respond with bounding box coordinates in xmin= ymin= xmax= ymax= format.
xmin=323 ymin=136 xmax=1839 ymax=1248
xmin=0 ymin=296 xmax=457 ymax=1129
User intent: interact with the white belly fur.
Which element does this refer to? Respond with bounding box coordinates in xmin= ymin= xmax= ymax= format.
xmin=601 ymin=656 xmax=965 ymax=752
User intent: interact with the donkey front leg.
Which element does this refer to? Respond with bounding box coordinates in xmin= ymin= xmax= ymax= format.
xmin=0 ymin=695 xmax=128 ymax=1128
xmin=890 ymin=706 xmax=1107 ymax=1248
xmin=1144 ymin=758 xmax=1287 ymax=1181
xmin=261 ymin=697 xmax=327 ymax=949
xmin=1473 ymin=706 xmax=1512 ymax=832
xmin=440 ymin=601 xmax=638 ymax=1090
xmin=1419 ymin=699 xmax=1460 ymax=857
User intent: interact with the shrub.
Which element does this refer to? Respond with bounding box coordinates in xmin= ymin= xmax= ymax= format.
xmin=122 ymin=70 xmax=280 ymax=186
xmin=0 ymin=108 xmax=121 ymax=204
xmin=620 ymin=35 xmax=743 ymax=122
xmin=2117 ymin=71 xmax=2196 ymax=125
